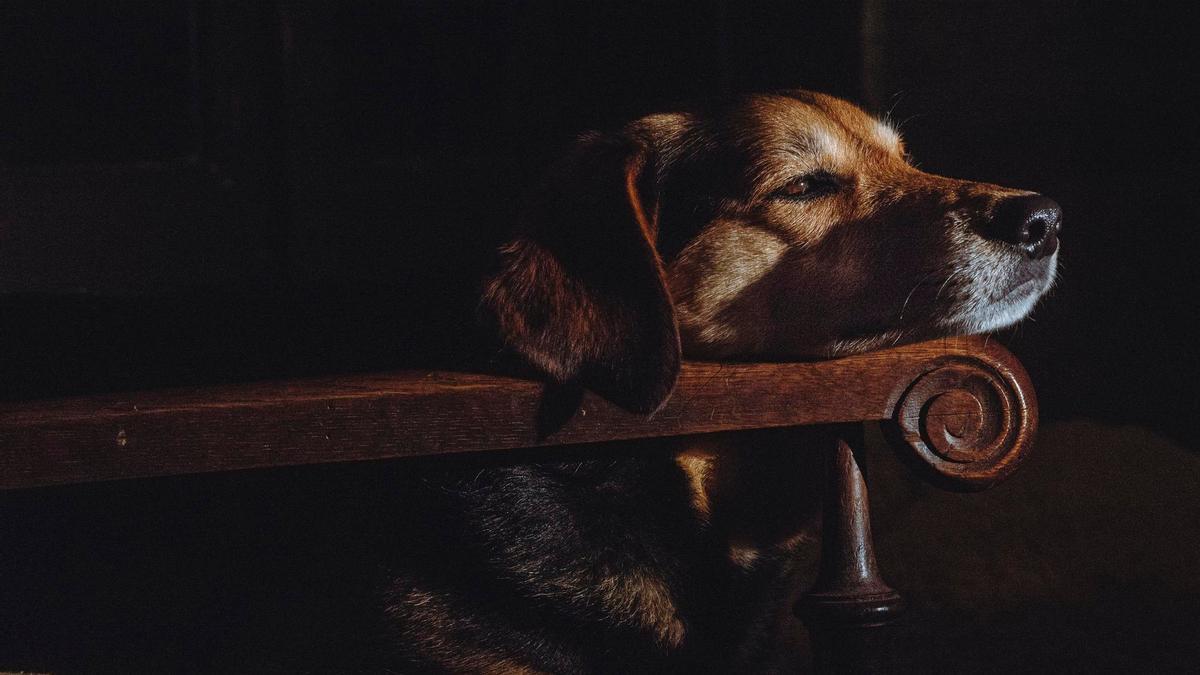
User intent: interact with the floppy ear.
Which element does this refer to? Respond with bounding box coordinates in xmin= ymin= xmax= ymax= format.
xmin=481 ymin=130 xmax=680 ymax=414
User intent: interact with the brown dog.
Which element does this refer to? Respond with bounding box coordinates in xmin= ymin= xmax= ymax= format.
xmin=385 ymin=90 xmax=1060 ymax=672
xmin=483 ymin=89 xmax=1059 ymax=411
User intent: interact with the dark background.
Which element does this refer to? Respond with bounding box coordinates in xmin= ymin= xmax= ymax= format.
xmin=2 ymin=0 xmax=1198 ymax=671
xmin=3 ymin=0 xmax=1197 ymax=440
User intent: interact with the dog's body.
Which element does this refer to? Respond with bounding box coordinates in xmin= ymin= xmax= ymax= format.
xmin=0 ymin=91 xmax=1058 ymax=673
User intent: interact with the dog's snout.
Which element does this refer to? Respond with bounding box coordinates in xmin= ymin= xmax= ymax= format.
xmin=988 ymin=195 xmax=1062 ymax=259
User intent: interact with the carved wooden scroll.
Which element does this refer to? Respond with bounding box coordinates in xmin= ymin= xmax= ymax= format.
xmin=889 ymin=349 xmax=1038 ymax=491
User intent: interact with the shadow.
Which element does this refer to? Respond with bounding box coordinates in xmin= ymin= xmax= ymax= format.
xmin=535 ymin=380 xmax=585 ymax=440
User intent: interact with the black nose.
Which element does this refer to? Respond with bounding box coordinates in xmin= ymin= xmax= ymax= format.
xmin=988 ymin=195 xmax=1062 ymax=259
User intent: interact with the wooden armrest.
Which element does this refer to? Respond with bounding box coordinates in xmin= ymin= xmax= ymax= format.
xmin=0 ymin=335 xmax=1036 ymax=491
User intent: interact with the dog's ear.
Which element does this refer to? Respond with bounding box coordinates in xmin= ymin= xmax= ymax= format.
xmin=482 ymin=127 xmax=680 ymax=414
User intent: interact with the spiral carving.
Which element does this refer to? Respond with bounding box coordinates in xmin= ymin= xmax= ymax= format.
xmin=890 ymin=353 xmax=1037 ymax=491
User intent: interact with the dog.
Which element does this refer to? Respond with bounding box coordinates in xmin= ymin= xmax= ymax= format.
xmin=0 ymin=90 xmax=1058 ymax=673
xmin=380 ymin=89 xmax=1060 ymax=672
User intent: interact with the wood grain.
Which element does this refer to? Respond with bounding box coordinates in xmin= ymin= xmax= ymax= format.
xmin=0 ymin=335 xmax=1034 ymax=490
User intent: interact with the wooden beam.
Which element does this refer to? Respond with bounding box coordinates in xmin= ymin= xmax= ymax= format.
xmin=0 ymin=336 xmax=1033 ymax=490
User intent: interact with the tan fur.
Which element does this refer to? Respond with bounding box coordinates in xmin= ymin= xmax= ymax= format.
xmin=386 ymin=586 xmax=549 ymax=674
xmin=674 ymin=448 xmax=717 ymax=520
xmin=670 ymin=223 xmax=789 ymax=351
xmin=595 ymin=569 xmax=686 ymax=648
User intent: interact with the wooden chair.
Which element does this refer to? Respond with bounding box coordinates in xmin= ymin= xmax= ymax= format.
xmin=0 ymin=335 xmax=1037 ymax=672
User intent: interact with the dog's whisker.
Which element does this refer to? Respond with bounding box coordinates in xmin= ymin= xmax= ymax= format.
xmin=894 ymin=111 xmax=927 ymax=134
xmin=934 ymin=269 xmax=960 ymax=304
xmin=885 ymin=90 xmax=908 ymax=122
xmin=897 ymin=268 xmax=942 ymax=322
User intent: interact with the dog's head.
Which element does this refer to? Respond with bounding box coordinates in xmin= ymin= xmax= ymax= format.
xmin=483 ymin=91 xmax=1060 ymax=412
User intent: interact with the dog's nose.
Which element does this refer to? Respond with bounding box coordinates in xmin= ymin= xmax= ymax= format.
xmin=989 ymin=195 xmax=1062 ymax=259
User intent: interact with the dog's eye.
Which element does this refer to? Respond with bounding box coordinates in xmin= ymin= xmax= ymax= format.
xmin=775 ymin=173 xmax=838 ymax=201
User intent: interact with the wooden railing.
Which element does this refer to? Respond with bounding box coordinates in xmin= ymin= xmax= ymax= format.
xmin=0 ymin=334 xmax=1038 ymax=672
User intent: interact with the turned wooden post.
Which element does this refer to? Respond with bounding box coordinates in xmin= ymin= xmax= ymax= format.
xmin=797 ymin=426 xmax=903 ymax=673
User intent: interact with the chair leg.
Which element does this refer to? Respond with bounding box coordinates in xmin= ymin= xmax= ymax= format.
xmin=796 ymin=425 xmax=904 ymax=673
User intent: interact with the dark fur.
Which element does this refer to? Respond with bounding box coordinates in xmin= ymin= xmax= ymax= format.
xmin=380 ymin=431 xmax=826 ymax=674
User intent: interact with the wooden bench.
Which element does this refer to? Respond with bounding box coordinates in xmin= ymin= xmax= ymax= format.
xmin=0 ymin=334 xmax=1037 ymax=672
